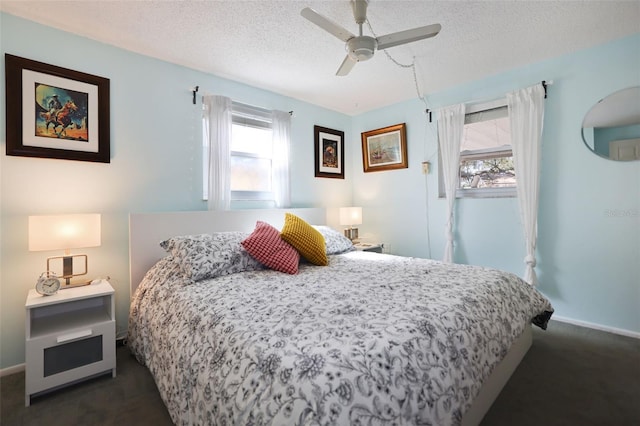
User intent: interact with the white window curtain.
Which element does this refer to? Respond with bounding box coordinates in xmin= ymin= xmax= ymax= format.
xmin=202 ymin=95 xmax=232 ymax=210
xmin=437 ymin=103 xmax=466 ymax=263
xmin=507 ymin=84 xmax=545 ymax=286
xmin=271 ymin=110 xmax=291 ymax=208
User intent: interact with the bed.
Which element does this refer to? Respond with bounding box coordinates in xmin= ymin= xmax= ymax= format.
xmin=128 ymin=208 xmax=553 ymax=426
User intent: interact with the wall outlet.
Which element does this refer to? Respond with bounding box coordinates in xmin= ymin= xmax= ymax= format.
xmin=421 ymin=161 xmax=430 ymax=174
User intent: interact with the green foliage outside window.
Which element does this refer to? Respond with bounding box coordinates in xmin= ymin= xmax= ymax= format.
xmin=459 ymin=156 xmax=515 ymax=189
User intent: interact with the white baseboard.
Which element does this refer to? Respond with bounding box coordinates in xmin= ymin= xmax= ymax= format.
xmin=552 ymin=315 xmax=640 ymax=340
xmin=0 ymin=363 xmax=25 ymax=377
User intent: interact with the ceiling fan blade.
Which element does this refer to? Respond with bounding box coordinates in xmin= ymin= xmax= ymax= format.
xmin=301 ymin=7 xmax=355 ymax=42
xmin=336 ymin=55 xmax=357 ymax=76
xmin=376 ymin=23 xmax=441 ymax=50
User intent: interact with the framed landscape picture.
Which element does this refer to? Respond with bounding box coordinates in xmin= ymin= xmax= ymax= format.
xmin=361 ymin=123 xmax=408 ymax=172
xmin=5 ymin=54 xmax=110 ymax=163
xmin=314 ymin=125 xmax=344 ymax=179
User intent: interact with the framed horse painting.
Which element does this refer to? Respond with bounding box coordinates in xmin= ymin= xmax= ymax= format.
xmin=5 ymin=54 xmax=110 ymax=163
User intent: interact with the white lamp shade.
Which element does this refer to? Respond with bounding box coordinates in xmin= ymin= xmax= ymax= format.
xmin=29 ymin=214 xmax=101 ymax=252
xmin=339 ymin=207 xmax=363 ymax=226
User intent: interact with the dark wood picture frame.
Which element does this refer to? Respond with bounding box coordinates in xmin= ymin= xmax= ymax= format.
xmin=5 ymin=54 xmax=110 ymax=163
xmin=314 ymin=125 xmax=344 ymax=179
xmin=361 ymin=123 xmax=408 ymax=172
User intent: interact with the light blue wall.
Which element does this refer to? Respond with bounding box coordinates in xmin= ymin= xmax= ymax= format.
xmin=352 ymin=33 xmax=640 ymax=335
xmin=0 ymin=13 xmax=353 ymax=369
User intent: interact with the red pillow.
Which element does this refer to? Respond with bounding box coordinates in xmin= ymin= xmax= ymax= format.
xmin=241 ymin=221 xmax=300 ymax=274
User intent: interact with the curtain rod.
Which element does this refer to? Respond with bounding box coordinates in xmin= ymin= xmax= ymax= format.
xmin=191 ymin=86 xmax=293 ymax=115
xmin=425 ymin=80 xmax=553 ymax=122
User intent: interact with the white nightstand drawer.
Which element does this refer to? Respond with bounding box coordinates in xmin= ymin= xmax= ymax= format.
xmin=25 ymin=320 xmax=115 ymax=398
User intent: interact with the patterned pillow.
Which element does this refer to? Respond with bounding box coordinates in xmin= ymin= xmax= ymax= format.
xmin=313 ymin=225 xmax=354 ymax=254
xmin=241 ymin=221 xmax=300 ymax=274
xmin=160 ymin=232 xmax=264 ymax=282
xmin=280 ymin=213 xmax=328 ymax=266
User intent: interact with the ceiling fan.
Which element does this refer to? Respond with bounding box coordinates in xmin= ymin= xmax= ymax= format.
xmin=301 ymin=0 xmax=441 ymax=76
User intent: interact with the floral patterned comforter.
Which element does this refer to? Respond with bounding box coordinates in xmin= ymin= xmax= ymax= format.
xmin=129 ymin=251 xmax=552 ymax=426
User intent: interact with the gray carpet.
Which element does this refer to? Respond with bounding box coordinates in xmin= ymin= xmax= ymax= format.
xmin=1 ymin=320 xmax=638 ymax=425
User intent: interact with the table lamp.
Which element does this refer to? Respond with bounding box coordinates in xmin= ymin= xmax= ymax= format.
xmin=29 ymin=214 xmax=101 ymax=287
xmin=339 ymin=207 xmax=362 ymax=241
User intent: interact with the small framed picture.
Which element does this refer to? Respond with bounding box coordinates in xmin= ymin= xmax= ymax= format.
xmin=361 ymin=123 xmax=408 ymax=172
xmin=5 ymin=54 xmax=110 ymax=163
xmin=314 ymin=125 xmax=344 ymax=179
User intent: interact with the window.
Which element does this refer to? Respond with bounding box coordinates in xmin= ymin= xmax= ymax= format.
xmin=440 ymin=101 xmax=517 ymax=198
xmin=229 ymin=103 xmax=274 ymax=201
xmin=202 ymin=102 xmax=275 ymax=202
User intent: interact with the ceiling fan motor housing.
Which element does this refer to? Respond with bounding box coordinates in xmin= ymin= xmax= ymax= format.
xmin=347 ymin=36 xmax=377 ymax=61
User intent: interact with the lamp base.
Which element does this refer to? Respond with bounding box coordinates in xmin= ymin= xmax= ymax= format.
xmin=60 ymin=279 xmax=92 ymax=289
xmin=344 ymin=227 xmax=359 ymax=241
xmin=47 ymin=254 xmax=91 ymax=288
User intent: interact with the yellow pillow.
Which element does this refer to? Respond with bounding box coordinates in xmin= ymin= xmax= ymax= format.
xmin=280 ymin=213 xmax=328 ymax=266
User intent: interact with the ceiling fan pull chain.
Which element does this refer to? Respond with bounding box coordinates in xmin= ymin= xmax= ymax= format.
xmin=366 ymin=18 xmax=425 ymax=104
xmin=366 ymin=20 xmax=413 ymax=69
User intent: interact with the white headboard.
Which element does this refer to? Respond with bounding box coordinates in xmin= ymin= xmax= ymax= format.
xmin=129 ymin=208 xmax=326 ymax=296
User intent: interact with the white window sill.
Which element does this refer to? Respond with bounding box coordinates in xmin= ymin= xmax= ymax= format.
xmin=439 ymin=187 xmax=517 ymax=199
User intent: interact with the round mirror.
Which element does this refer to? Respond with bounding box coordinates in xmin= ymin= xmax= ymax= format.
xmin=581 ymin=86 xmax=640 ymax=161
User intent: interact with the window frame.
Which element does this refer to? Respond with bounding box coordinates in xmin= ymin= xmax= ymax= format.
xmin=439 ymin=99 xmax=517 ymax=199
xmin=229 ymin=106 xmax=274 ymax=202
xmin=202 ymin=101 xmax=275 ymax=203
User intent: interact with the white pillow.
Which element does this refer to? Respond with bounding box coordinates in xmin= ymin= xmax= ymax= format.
xmin=313 ymin=226 xmax=354 ymax=255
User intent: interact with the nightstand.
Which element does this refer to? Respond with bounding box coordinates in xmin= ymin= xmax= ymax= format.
xmin=25 ymin=279 xmax=116 ymax=406
xmin=353 ymin=242 xmax=384 ymax=253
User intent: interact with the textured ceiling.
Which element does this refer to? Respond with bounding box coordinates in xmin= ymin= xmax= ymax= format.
xmin=2 ymin=1 xmax=639 ymax=115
